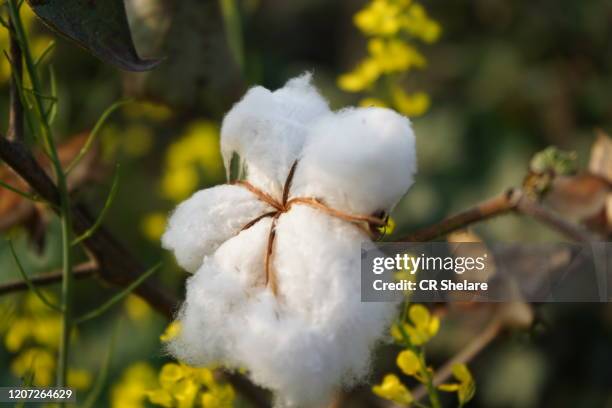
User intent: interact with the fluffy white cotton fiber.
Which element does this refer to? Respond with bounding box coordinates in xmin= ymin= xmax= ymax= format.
xmin=293 ymin=107 xmax=417 ymax=215
xmin=221 ymin=73 xmax=330 ymax=199
xmin=163 ymin=74 xmax=417 ymax=407
xmin=162 ymin=185 xmax=273 ymax=273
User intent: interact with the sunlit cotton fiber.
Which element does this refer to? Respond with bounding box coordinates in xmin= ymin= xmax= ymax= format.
xmin=163 ymin=74 xmax=417 ymax=407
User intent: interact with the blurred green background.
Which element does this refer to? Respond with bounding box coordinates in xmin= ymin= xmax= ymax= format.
xmin=1 ymin=0 xmax=611 ymax=407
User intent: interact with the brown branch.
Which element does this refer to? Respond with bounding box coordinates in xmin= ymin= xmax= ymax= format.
xmin=515 ymin=197 xmax=594 ymax=242
xmin=0 ymin=137 xmax=177 ymax=318
xmin=0 ymin=261 xmax=97 ymax=296
xmin=7 ymin=20 xmax=23 ymax=142
xmin=400 ymin=188 xmax=594 ymax=243
xmin=400 ymin=189 xmax=522 ymax=242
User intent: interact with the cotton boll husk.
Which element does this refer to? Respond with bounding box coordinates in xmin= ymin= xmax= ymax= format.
xmin=221 ymin=73 xmax=330 ymax=198
xmin=292 ymin=107 xmax=417 ymax=215
xmin=162 ymin=184 xmax=273 ymax=273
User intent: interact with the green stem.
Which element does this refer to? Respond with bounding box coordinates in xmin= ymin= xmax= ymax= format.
xmin=396 ymin=322 xmax=441 ymax=408
xmin=7 ymin=0 xmax=73 ymax=388
xmin=420 ymin=350 xmax=441 ymax=408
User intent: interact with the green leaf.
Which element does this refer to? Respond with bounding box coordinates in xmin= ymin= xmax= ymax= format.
xmin=25 ymin=0 xmax=162 ymax=71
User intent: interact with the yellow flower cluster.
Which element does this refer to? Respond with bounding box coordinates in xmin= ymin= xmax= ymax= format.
xmin=112 ymin=321 xmax=235 ymax=408
xmin=161 ymin=121 xmax=224 ymax=202
xmin=338 ymin=0 xmax=440 ymax=117
xmin=111 ymin=362 xmax=158 ymax=408
xmin=374 ymin=305 xmax=475 ymax=407
xmin=124 ymin=294 xmax=153 ymax=322
xmin=101 ymin=101 xmax=173 ymax=161
xmin=0 ymin=293 xmax=91 ymax=389
xmin=438 ymin=364 xmax=476 ymax=407
xmin=141 ymin=121 xmax=224 ymax=242
xmin=147 ymin=363 xmax=235 ymax=408
xmin=0 ymin=6 xmax=51 ymax=85
xmin=391 ymin=303 xmax=440 ymax=346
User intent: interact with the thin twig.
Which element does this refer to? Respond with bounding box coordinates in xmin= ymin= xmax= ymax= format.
xmin=515 ymin=198 xmax=594 ymax=242
xmin=0 ymin=261 xmax=97 ymax=296
xmin=400 ymin=188 xmax=594 ymax=243
xmin=410 ymin=317 xmax=503 ymax=404
xmin=400 ymin=189 xmax=522 ymax=242
xmin=0 ymin=136 xmax=177 ymax=317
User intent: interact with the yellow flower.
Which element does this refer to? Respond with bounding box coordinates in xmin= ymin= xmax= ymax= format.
xmin=368 ymin=38 xmax=426 ymax=73
xmin=201 ymin=384 xmax=235 ymax=408
xmin=125 ymin=295 xmax=153 ymax=321
xmin=377 ymin=216 xmax=396 ymax=235
xmin=31 ymin=317 xmax=62 ymax=349
xmin=4 ymin=318 xmax=32 ymax=352
xmin=337 ymin=58 xmax=381 ymax=92
xmin=392 ymin=304 xmax=440 ymax=346
xmin=147 ymin=389 xmax=174 ymax=407
xmin=68 ymin=368 xmax=93 ymax=390
xmin=438 ymin=363 xmax=476 ymax=406
xmin=396 ymin=349 xmax=420 ymax=376
xmin=11 ymin=348 xmax=56 ymax=387
xmin=161 ymin=120 xmax=224 ymax=202
xmin=400 ymin=3 xmax=441 ymax=43
xmin=338 ymin=0 xmax=439 ymax=117
xmin=392 ymin=88 xmax=430 ymax=117
xmin=5 ymin=313 xmax=62 ymax=352
xmin=372 ymin=374 xmax=413 ymax=405
xmin=405 ymin=304 xmax=439 ymax=345
xmin=195 ymin=367 xmax=217 ymax=388
xmin=160 ymin=321 xmax=182 ymax=342
xmin=142 ymin=212 xmax=167 ymax=242
xmin=171 ymin=377 xmax=199 ymax=408
xmin=161 ymin=166 xmax=199 ymax=202
xmin=159 ymin=363 xmax=185 ymax=390
xmin=354 ymin=0 xmax=405 ymax=36
xmin=24 ymin=291 xmax=58 ymax=315
xmin=123 ymin=124 xmax=154 ymax=157
xmin=111 ymin=362 xmax=157 ymax=408
xmin=0 ymin=6 xmax=51 ymax=85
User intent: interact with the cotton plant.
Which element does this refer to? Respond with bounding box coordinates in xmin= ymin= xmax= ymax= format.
xmin=162 ymin=73 xmax=418 ymax=407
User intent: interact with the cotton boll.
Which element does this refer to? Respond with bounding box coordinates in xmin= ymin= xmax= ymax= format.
xmin=162 ymin=184 xmax=273 ymax=273
xmin=166 ymin=76 xmax=415 ymax=408
xmin=292 ymin=107 xmax=417 ymax=215
xmin=221 ymin=73 xmax=330 ymax=198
